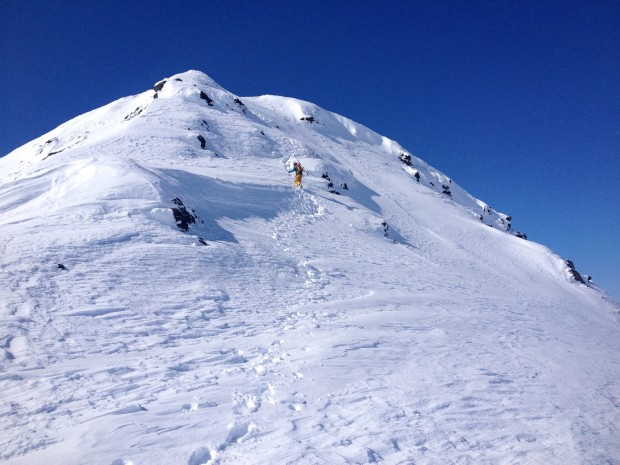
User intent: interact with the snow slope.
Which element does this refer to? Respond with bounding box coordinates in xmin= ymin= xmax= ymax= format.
xmin=1 ymin=70 xmax=618 ymax=465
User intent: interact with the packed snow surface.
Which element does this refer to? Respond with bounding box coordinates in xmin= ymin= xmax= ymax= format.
xmin=1 ymin=71 xmax=619 ymax=464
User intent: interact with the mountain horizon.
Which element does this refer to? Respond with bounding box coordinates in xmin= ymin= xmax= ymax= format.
xmin=1 ymin=69 xmax=618 ymax=464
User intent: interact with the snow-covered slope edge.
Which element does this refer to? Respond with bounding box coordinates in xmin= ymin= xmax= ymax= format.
xmin=1 ymin=70 xmax=618 ymax=465
xmin=1 ymin=71 xmax=515 ymax=233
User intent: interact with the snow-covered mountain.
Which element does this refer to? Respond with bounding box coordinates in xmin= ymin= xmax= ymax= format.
xmin=1 ymin=70 xmax=618 ymax=465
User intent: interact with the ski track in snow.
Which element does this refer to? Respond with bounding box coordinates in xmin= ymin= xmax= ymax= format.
xmin=1 ymin=70 xmax=619 ymax=465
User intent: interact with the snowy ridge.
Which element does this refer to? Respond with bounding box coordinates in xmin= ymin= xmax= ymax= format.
xmin=0 ymin=70 xmax=514 ymax=235
xmin=1 ymin=70 xmax=618 ymax=464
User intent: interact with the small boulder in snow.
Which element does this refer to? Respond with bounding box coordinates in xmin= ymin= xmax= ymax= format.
xmin=398 ymin=152 xmax=413 ymax=167
xmin=565 ymin=259 xmax=586 ymax=284
xmin=153 ymin=80 xmax=167 ymax=92
xmin=200 ymin=91 xmax=214 ymax=106
xmin=171 ymin=198 xmax=198 ymax=231
xmin=197 ymin=135 xmax=206 ymax=149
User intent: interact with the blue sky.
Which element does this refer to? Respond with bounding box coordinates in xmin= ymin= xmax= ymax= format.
xmin=2 ymin=0 xmax=619 ymax=299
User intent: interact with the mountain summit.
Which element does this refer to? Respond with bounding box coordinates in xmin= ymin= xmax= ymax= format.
xmin=1 ymin=70 xmax=618 ymax=464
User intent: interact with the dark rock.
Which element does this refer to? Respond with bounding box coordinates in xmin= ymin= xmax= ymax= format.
xmin=322 ymin=173 xmax=331 ymax=180
xmin=174 ymin=78 xmax=183 ymax=82
xmin=171 ymin=198 xmax=197 ymax=231
xmin=414 ymin=172 xmax=420 ymax=182
xmin=565 ymin=259 xmax=586 ymax=284
xmin=197 ymin=135 xmax=206 ymax=149
xmin=442 ymin=184 xmax=452 ymax=197
xmin=200 ymin=91 xmax=214 ymax=106
xmin=57 ymin=264 xmax=67 ymax=270
xmin=198 ymin=237 xmax=207 ymax=246
xmin=429 ymin=181 xmax=434 ymax=187
xmin=341 ymin=183 xmax=348 ymax=190
xmin=233 ymin=98 xmax=247 ymax=114
xmin=381 ymin=221 xmax=389 ymax=237
xmin=153 ymin=93 xmax=158 ymax=99
xmin=153 ymin=80 xmax=167 ymax=92
xmin=398 ymin=152 xmax=412 ymax=166
xmin=300 ymin=116 xmax=315 ymax=123
xmin=329 ymin=190 xmax=341 ymax=195
xmin=515 ymin=232 xmax=528 ymax=240
xmin=124 ymin=106 xmax=144 ymax=122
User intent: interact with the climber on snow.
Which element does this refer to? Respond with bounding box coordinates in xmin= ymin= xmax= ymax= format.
xmin=288 ymin=161 xmax=304 ymax=187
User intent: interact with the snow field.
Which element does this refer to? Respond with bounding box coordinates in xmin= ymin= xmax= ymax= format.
xmin=1 ymin=70 xmax=619 ymax=464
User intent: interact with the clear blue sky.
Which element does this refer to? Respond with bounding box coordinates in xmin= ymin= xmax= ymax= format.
xmin=2 ymin=0 xmax=619 ymax=300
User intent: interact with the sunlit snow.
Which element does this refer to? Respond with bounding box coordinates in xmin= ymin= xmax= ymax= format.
xmin=1 ymin=70 xmax=618 ymax=464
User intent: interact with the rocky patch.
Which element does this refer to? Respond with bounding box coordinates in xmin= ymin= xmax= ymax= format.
xmin=153 ymin=80 xmax=166 ymax=92
xmin=398 ymin=152 xmax=413 ymax=167
xmin=123 ymin=106 xmax=145 ymax=122
xmin=197 ymin=135 xmax=206 ymax=149
xmin=171 ymin=198 xmax=198 ymax=231
xmin=322 ymin=172 xmax=347 ymax=195
xmin=565 ymin=259 xmax=586 ymax=284
xmin=381 ymin=220 xmax=389 ymax=237
xmin=200 ymin=91 xmax=214 ymax=106
xmin=233 ymin=98 xmax=247 ymax=114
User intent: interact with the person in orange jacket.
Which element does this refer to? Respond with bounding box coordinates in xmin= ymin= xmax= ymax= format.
xmin=288 ymin=161 xmax=304 ymax=187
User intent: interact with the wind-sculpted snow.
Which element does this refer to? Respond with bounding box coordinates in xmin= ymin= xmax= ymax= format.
xmin=0 ymin=70 xmax=618 ymax=464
